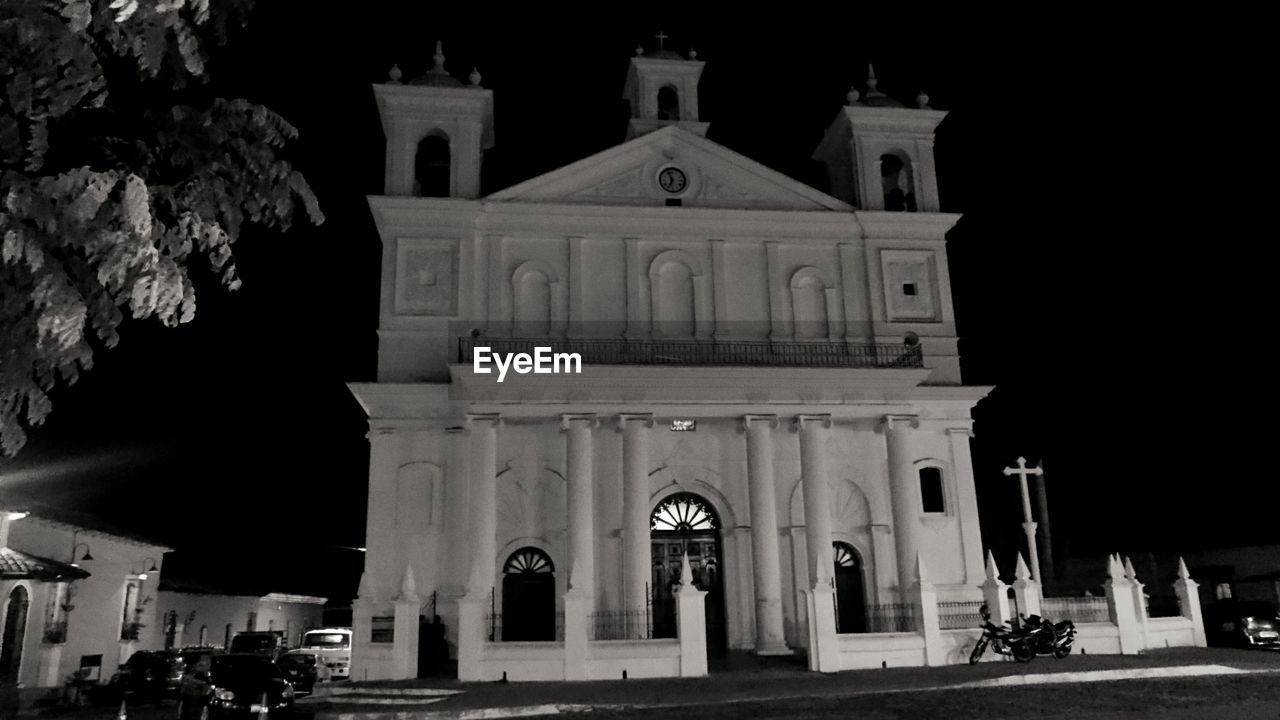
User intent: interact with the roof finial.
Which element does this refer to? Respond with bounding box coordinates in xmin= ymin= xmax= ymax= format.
xmin=432 ymin=40 xmax=446 ymax=71
xmin=654 ymin=30 xmax=669 ymax=50
xmin=688 ymin=47 xmax=697 ymax=60
xmin=469 ymin=67 xmax=482 ymax=87
xmin=635 ymin=43 xmax=644 ymax=56
xmin=387 ymin=64 xmax=402 ymax=84
xmin=916 ymin=90 xmax=931 ymax=109
xmin=846 ymin=85 xmax=860 ymax=105
xmin=866 ymin=63 xmax=883 ymax=97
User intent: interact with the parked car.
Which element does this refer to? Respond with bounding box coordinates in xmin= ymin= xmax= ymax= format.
xmin=1206 ymin=600 xmax=1280 ymax=649
xmin=106 ymin=650 xmax=184 ymax=702
xmin=174 ymin=647 xmax=224 ymax=684
xmin=276 ymin=651 xmax=330 ymax=696
xmin=227 ymin=631 xmax=287 ymax=660
xmin=176 ymin=654 xmax=294 ymax=720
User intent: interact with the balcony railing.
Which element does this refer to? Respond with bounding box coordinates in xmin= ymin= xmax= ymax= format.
xmin=458 ymin=337 xmax=924 ymax=369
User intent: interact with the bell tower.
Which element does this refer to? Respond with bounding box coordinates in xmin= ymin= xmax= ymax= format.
xmin=622 ymin=32 xmax=709 ymax=139
xmin=372 ymin=42 xmax=494 ymax=199
xmin=813 ymin=65 xmax=946 ymax=212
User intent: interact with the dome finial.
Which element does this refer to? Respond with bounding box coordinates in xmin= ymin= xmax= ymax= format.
xmin=688 ymin=47 xmax=697 ymax=60
xmin=635 ymin=43 xmax=644 ymax=56
xmin=846 ymin=85 xmax=860 ymax=105
xmin=916 ymin=89 xmax=931 ymax=109
xmin=387 ymin=64 xmax=402 ymax=84
xmin=469 ymin=67 xmax=482 ymax=87
xmin=433 ymin=40 xmax=446 ymax=71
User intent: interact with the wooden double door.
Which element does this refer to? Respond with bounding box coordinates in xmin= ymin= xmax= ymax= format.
xmin=651 ymin=533 xmax=726 ymax=653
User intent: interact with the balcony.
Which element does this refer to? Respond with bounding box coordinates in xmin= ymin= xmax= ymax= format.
xmin=457 ymin=337 xmax=923 ymax=369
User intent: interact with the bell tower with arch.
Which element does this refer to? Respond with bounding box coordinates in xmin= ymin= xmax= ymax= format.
xmin=373 ymin=41 xmax=494 ymax=199
xmin=622 ymin=32 xmax=710 ymax=139
xmin=813 ymin=64 xmax=946 ymax=212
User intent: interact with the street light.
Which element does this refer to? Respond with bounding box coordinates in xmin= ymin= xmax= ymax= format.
xmin=69 ymin=542 xmax=93 ymax=568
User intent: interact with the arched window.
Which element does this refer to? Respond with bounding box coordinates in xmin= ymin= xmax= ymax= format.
xmin=199 ymin=625 xmax=208 ymax=646
xmin=651 ymin=493 xmax=720 ymax=531
xmin=880 ymin=152 xmax=917 ymax=211
xmin=657 ymin=85 xmax=680 ymax=121
xmin=919 ymin=466 xmax=945 ymax=513
xmin=653 ymin=261 xmax=695 ymax=337
xmin=501 ymin=548 xmax=555 ymax=641
xmin=415 ymin=134 xmax=451 ymax=197
xmin=790 ymin=269 xmax=830 ymax=339
xmin=0 ymin=586 xmax=30 ymax=677
xmin=514 ymin=270 xmax=552 ymax=336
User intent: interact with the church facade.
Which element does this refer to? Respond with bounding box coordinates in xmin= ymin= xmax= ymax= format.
xmin=348 ymin=42 xmax=993 ymax=681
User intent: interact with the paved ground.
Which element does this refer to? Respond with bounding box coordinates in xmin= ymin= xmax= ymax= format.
xmin=19 ymin=648 xmax=1280 ymax=720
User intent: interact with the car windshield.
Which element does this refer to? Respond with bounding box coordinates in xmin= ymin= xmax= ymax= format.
xmin=300 ymin=633 xmax=348 ymax=648
xmin=210 ymin=656 xmax=281 ymax=682
xmin=278 ymin=654 xmax=314 ymax=666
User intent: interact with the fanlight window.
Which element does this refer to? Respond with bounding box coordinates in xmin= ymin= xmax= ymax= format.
xmin=503 ymin=548 xmax=554 ymax=574
xmin=833 ymin=542 xmax=859 ymax=568
xmin=651 ymin=493 xmax=719 ymax=531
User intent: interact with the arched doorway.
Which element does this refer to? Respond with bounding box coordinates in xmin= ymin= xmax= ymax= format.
xmin=501 ymin=547 xmax=556 ymax=641
xmin=0 ymin=586 xmax=30 ymax=681
xmin=833 ymin=542 xmax=866 ymax=633
xmin=650 ymin=492 xmax=726 ymax=653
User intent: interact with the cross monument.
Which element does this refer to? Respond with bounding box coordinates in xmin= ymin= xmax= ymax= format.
xmin=1003 ymin=456 xmax=1044 ymax=583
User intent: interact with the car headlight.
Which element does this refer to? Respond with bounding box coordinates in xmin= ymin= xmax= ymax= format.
xmin=215 ymin=689 xmax=235 ymax=701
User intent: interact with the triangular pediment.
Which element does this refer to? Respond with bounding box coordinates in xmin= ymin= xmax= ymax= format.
xmin=487 ymin=126 xmax=851 ymax=211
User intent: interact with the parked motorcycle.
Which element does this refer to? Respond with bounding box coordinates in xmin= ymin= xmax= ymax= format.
xmin=1021 ymin=614 xmax=1077 ymax=659
xmin=969 ymin=605 xmax=1035 ymax=664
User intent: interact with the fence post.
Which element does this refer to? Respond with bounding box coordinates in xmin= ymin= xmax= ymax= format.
xmin=392 ymin=566 xmax=420 ymax=680
xmin=981 ymin=551 xmax=1011 ymax=627
xmin=910 ymin=553 xmax=944 ymax=666
xmin=1123 ymin=557 xmax=1150 ymax=650
xmin=1011 ymin=552 xmax=1042 ymax=619
xmin=1173 ymin=557 xmax=1207 ymax=647
xmin=1104 ymin=554 xmax=1142 ymax=654
xmin=456 ymin=592 xmax=487 ymax=681
xmin=674 ymin=554 xmax=709 ymax=677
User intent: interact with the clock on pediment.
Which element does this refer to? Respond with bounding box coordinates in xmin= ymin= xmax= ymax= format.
xmin=657 ymin=166 xmax=688 ymax=194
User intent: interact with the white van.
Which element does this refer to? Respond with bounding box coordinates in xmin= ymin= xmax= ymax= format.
xmin=297 ymin=628 xmax=352 ymax=679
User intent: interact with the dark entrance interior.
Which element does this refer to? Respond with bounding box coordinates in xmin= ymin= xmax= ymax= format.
xmin=0 ymin=586 xmax=30 ymax=682
xmin=833 ymin=542 xmax=866 ymax=633
xmin=650 ymin=492 xmax=726 ymax=654
xmin=500 ymin=547 xmax=556 ymax=641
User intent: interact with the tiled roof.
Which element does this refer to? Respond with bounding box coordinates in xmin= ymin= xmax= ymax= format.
xmin=0 ymin=547 xmax=90 ymax=581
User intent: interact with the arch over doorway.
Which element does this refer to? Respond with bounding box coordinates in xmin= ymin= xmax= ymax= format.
xmin=0 ymin=585 xmax=30 ymax=681
xmin=650 ymin=491 xmax=726 ymax=653
xmin=500 ymin=547 xmax=556 ymax=641
xmin=833 ymin=542 xmax=867 ymax=633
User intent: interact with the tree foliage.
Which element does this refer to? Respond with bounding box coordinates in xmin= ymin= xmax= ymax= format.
xmin=1 ymin=0 xmax=323 ymax=456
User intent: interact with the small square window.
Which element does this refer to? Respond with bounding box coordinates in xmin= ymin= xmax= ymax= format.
xmin=903 ymin=283 xmax=918 ymax=296
xmin=665 ymin=198 xmax=683 ymax=207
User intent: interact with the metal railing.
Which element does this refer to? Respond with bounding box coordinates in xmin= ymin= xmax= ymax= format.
xmin=486 ymin=611 xmax=565 ymax=642
xmin=1041 ymin=596 xmax=1111 ymax=624
xmin=937 ymin=601 xmax=986 ymax=630
xmin=1145 ymin=598 xmax=1184 ymax=619
xmin=864 ymin=603 xmax=918 ymax=633
xmin=458 ymin=337 xmax=924 ymax=369
xmin=589 ymin=610 xmax=654 ymax=641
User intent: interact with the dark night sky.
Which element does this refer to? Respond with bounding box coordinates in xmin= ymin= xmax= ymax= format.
xmin=0 ymin=7 xmax=1273 ymax=598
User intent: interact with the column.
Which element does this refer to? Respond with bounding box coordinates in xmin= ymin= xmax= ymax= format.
xmin=946 ymin=427 xmax=987 ymax=584
xmin=1173 ymin=557 xmax=1207 ymax=647
xmin=1103 ymin=554 xmax=1142 ymax=654
xmin=883 ymin=415 xmax=920 ymax=594
xmin=619 ymin=414 xmax=654 ymax=620
xmin=365 ymin=427 xmax=402 ymax=601
xmin=796 ymin=414 xmax=839 ymax=673
xmin=562 ymin=414 xmax=598 ymax=594
xmin=796 ymin=415 xmax=835 ymax=585
xmin=743 ymin=415 xmax=789 ymax=655
xmin=464 ymin=414 xmax=500 ymax=597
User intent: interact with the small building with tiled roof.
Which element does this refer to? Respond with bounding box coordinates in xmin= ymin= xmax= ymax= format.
xmin=1 ymin=509 xmax=169 ymax=701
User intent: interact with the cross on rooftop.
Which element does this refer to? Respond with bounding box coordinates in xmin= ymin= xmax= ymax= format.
xmin=1002 ymin=456 xmax=1042 ymax=483
xmin=654 ymin=30 xmax=669 ymax=49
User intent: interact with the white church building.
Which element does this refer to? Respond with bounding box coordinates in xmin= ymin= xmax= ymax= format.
xmin=348 ymin=42 xmax=1204 ymax=681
